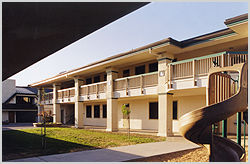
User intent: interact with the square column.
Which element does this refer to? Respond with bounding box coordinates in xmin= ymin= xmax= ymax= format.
xmin=74 ymin=78 xmax=84 ymax=128
xmin=106 ymin=67 xmax=118 ymax=132
xmin=157 ymin=55 xmax=174 ymax=137
xmin=37 ymin=88 xmax=42 ymax=123
xmin=53 ymin=83 xmax=61 ymax=123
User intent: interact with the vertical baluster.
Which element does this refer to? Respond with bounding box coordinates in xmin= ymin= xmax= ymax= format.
xmin=193 ymin=60 xmax=196 ymax=86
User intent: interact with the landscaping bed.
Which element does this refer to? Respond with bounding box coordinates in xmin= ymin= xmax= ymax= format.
xmin=33 ymin=123 xmax=62 ymax=127
xmin=2 ymin=127 xmax=165 ymax=161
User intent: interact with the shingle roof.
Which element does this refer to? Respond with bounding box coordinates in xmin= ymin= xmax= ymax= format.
xmin=16 ymin=87 xmax=37 ymax=95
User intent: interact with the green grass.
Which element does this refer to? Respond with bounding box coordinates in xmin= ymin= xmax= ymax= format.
xmin=3 ymin=127 xmax=165 ymax=161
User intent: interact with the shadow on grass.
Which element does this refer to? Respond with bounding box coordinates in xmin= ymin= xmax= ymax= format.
xmin=2 ymin=129 xmax=97 ymax=161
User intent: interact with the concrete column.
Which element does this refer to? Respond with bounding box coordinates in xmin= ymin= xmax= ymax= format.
xmin=53 ymin=83 xmax=61 ymax=123
xmin=74 ymin=78 xmax=84 ymax=128
xmin=157 ymin=54 xmax=174 ymax=137
xmin=37 ymin=88 xmax=42 ymax=123
xmin=106 ymin=67 xmax=118 ymax=132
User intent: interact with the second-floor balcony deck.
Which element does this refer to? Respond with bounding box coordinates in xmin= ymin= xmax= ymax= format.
xmin=41 ymin=51 xmax=247 ymax=104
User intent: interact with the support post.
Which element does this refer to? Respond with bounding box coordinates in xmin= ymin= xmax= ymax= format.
xmin=237 ymin=112 xmax=241 ymax=146
xmin=53 ymin=83 xmax=61 ymax=123
xmin=106 ymin=67 xmax=118 ymax=132
xmin=222 ymin=119 xmax=227 ymax=138
xmin=157 ymin=54 xmax=174 ymax=137
xmin=74 ymin=78 xmax=84 ymax=128
xmin=37 ymin=88 xmax=42 ymax=123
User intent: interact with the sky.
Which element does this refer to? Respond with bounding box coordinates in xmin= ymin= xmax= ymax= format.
xmin=9 ymin=2 xmax=248 ymax=86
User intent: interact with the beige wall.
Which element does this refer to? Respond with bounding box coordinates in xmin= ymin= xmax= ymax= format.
xmin=83 ymin=102 xmax=107 ymax=127
xmin=117 ymin=98 xmax=158 ymax=130
xmin=173 ymin=94 xmax=207 ymax=133
xmin=2 ymin=112 xmax=9 ymax=122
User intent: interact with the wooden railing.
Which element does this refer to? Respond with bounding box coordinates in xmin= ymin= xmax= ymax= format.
xmin=114 ymin=71 xmax=158 ymax=92
xmin=80 ymin=81 xmax=107 ymax=96
xmin=168 ymin=51 xmax=247 ymax=87
xmin=43 ymin=92 xmax=53 ymax=102
xmin=57 ymin=87 xmax=75 ymax=99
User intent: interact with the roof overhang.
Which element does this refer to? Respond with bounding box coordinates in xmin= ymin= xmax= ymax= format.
xmin=30 ymin=13 xmax=248 ymax=87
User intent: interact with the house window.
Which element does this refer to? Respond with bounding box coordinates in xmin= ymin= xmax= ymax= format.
xmin=173 ymin=101 xmax=178 ymax=120
xmin=94 ymin=105 xmax=100 ymax=118
xmin=123 ymin=69 xmax=130 ymax=77
xmin=94 ymin=76 xmax=100 ymax=83
xmin=104 ymin=74 xmax=107 ymax=81
xmin=86 ymin=105 xmax=92 ymax=118
xmin=102 ymin=104 xmax=107 ymax=118
xmin=135 ymin=65 xmax=145 ymax=75
xmin=149 ymin=62 xmax=158 ymax=72
xmin=86 ymin=78 xmax=92 ymax=84
xmin=149 ymin=102 xmax=158 ymax=119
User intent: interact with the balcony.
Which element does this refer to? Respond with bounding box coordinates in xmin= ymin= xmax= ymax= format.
xmin=57 ymin=87 xmax=75 ymax=103
xmin=114 ymin=71 xmax=158 ymax=98
xmin=41 ymin=51 xmax=247 ymax=104
xmin=79 ymin=81 xmax=107 ymax=101
xmin=168 ymin=51 xmax=247 ymax=90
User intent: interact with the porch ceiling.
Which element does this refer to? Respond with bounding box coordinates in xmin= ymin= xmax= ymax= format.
xmin=2 ymin=2 xmax=149 ymax=80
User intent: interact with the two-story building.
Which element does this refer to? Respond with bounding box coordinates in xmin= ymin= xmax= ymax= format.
xmin=30 ymin=13 xmax=248 ymax=136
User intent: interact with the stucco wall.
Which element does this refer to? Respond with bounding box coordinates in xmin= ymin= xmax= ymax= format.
xmin=83 ymin=102 xmax=107 ymax=127
xmin=2 ymin=79 xmax=16 ymax=103
xmin=2 ymin=111 xmax=9 ymax=122
xmin=117 ymin=98 xmax=158 ymax=130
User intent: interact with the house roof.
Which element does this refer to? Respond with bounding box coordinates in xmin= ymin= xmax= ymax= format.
xmin=30 ymin=13 xmax=248 ymax=87
xmin=16 ymin=87 xmax=37 ymax=95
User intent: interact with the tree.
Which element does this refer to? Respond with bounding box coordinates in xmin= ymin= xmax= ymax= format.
xmin=121 ymin=104 xmax=131 ymax=139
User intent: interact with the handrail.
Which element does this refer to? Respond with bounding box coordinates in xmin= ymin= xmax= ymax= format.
xmin=168 ymin=51 xmax=248 ymax=66
xmin=58 ymin=87 xmax=75 ymax=92
xmin=169 ymin=52 xmax=225 ymax=65
xmin=80 ymin=81 xmax=107 ymax=88
xmin=114 ymin=71 xmax=158 ymax=81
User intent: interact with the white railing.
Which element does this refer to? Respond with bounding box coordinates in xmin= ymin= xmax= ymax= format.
xmin=57 ymin=87 xmax=75 ymax=99
xmin=80 ymin=81 xmax=107 ymax=96
xmin=168 ymin=51 xmax=247 ymax=88
xmin=114 ymin=71 xmax=158 ymax=93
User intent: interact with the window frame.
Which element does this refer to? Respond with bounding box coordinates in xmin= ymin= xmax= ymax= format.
xmin=94 ymin=105 xmax=100 ymax=118
xmin=86 ymin=105 xmax=92 ymax=118
xmin=149 ymin=102 xmax=158 ymax=119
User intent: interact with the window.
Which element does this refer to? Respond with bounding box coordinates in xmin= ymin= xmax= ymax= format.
xmin=123 ymin=69 xmax=130 ymax=77
xmin=16 ymin=96 xmax=33 ymax=104
xmin=94 ymin=76 xmax=100 ymax=83
xmin=102 ymin=104 xmax=107 ymax=118
xmin=94 ymin=105 xmax=100 ymax=118
xmin=135 ymin=65 xmax=145 ymax=75
xmin=104 ymin=74 xmax=107 ymax=81
xmin=149 ymin=62 xmax=158 ymax=72
xmin=86 ymin=105 xmax=92 ymax=118
xmin=173 ymin=101 xmax=178 ymax=120
xmin=149 ymin=102 xmax=158 ymax=119
xmin=86 ymin=78 xmax=92 ymax=84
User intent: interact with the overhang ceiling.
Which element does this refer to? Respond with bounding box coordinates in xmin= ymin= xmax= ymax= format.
xmin=2 ymin=2 xmax=149 ymax=80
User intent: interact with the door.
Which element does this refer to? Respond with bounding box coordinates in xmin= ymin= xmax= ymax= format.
xmin=61 ymin=109 xmax=64 ymax=124
xmin=8 ymin=112 xmax=15 ymax=123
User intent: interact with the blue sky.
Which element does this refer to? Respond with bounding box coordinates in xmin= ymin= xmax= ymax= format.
xmin=10 ymin=2 xmax=248 ymax=86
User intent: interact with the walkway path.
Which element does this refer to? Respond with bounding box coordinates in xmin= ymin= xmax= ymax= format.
xmin=8 ymin=136 xmax=200 ymax=162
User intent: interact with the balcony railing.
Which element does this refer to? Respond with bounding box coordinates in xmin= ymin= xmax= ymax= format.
xmin=43 ymin=92 xmax=53 ymax=101
xmin=80 ymin=81 xmax=107 ymax=96
xmin=114 ymin=71 xmax=158 ymax=92
xmin=57 ymin=87 xmax=75 ymax=99
xmin=168 ymin=51 xmax=247 ymax=87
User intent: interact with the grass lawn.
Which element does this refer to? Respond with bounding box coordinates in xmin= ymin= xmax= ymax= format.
xmin=3 ymin=127 xmax=165 ymax=161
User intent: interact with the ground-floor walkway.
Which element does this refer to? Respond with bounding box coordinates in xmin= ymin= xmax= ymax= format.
xmin=8 ymin=136 xmax=200 ymax=162
xmin=2 ymin=123 xmax=36 ymax=131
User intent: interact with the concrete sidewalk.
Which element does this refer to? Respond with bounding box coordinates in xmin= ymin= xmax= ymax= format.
xmin=7 ymin=136 xmax=200 ymax=162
